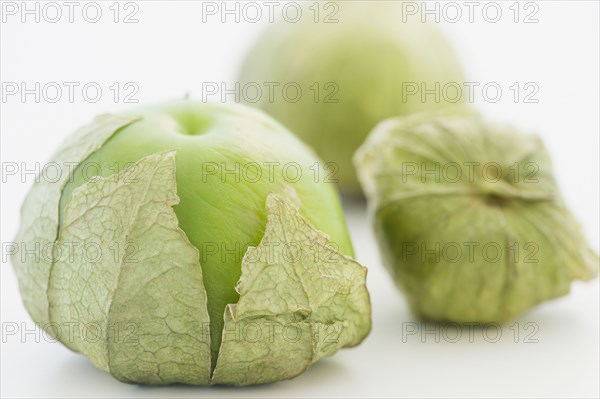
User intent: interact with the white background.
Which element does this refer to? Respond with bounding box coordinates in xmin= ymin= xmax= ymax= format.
xmin=1 ymin=1 xmax=598 ymax=398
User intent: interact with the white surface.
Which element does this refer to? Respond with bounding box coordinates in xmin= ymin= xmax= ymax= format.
xmin=1 ymin=1 xmax=598 ymax=398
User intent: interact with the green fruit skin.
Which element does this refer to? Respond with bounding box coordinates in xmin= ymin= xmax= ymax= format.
xmin=59 ymin=101 xmax=353 ymax=364
xmin=238 ymin=2 xmax=465 ymax=196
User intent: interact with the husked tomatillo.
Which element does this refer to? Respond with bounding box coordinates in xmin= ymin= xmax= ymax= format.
xmin=12 ymin=101 xmax=371 ymax=385
xmin=355 ymin=108 xmax=598 ymax=322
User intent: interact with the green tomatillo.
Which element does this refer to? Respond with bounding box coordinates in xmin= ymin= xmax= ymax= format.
xmin=12 ymin=101 xmax=371 ymax=385
xmin=354 ymin=108 xmax=598 ymax=323
xmin=238 ymin=1 xmax=465 ymax=196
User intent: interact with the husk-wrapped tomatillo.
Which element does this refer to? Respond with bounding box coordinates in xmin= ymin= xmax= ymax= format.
xmin=354 ymin=109 xmax=598 ymax=323
xmin=11 ymin=102 xmax=371 ymax=385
